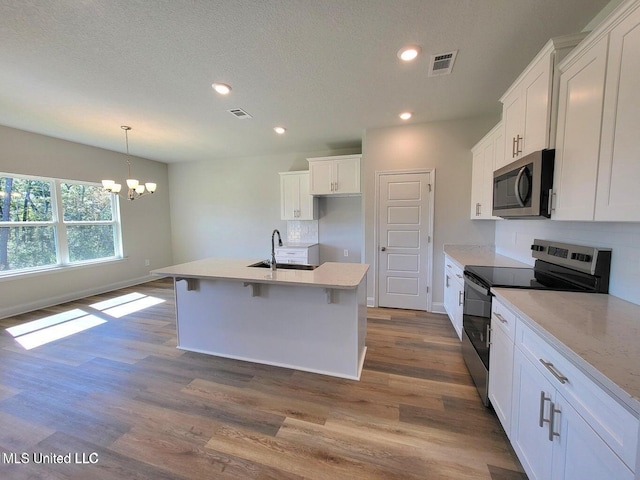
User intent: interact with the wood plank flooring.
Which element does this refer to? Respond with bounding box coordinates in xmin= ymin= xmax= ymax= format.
xmin=0 ymin=279 xmax=526 ymax=479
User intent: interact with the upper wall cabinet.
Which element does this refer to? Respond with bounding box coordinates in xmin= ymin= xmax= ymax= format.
xmin=470 ymin=122 xmax=503 ymax=219
xmin=307 ymin=154 xmax=361 ymax=196
xmin=498 ymin=34 xmax=586 ymax=170
xmin=279 ymin=171 xmax=317 ymax=220
xmin=553 ymin=0 xmax=640 ymax=222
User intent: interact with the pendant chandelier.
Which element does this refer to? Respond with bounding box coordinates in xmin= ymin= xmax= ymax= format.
xmin=102 ymin=126 xmax=157 ymax=200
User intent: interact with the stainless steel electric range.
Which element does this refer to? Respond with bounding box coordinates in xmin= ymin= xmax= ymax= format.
xmin=461 ymin=239 xmax=612 ymax=407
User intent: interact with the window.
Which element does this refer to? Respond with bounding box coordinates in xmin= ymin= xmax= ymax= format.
xmin=0 ymin=173 xmax=121 ymax=276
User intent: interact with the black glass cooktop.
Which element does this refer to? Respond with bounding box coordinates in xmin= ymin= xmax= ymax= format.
xmin=464 ymin=263 xmax=594 ymax=292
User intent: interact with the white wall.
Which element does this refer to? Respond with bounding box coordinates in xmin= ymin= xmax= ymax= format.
xmin=168 ymin=149 xmax=361 ymax=265
xmin=0 ymin=125 xmax=173 ymax=318
xmin=495 ymin=220 xmax=640 ymax=305
xmin=318 ymin=196 xmax=362 ymax=263
xmin=362 ymin=115 xmax=500 ymax=309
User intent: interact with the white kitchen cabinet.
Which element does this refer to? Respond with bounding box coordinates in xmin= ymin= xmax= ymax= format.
xmin=470 ymin=122 xmax=503 ymax=219
xmin=307 ymin=154 xmax=361 ymax=195
xmin=552 ymin=0 xmax=640 ymax=222
xmin=499 ymin=34 xmax=584 ymax=168
xmin=279 ymin=171 xmax=317 ymax=220
xmin=275 ymin=244 xmax=319 ymax=265
xmin=551 ymin=35 xmax=608 ymax=221
xmin=488 ymin=298 xmax=516 ymax=437
xmin=443 ymin=255 xmax=464 ymax=340
xmin=595 ymin=2 xmax=640 ymax=221
xmin=511 ymin=320 xmax=637 ymax=480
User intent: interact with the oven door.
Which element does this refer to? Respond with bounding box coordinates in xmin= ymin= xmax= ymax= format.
xmin=462 ymin=272 xmax=492 ymax=369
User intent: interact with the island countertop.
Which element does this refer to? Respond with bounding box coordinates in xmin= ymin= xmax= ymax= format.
xmin=151 ymin=258 xmax=369 ymax=290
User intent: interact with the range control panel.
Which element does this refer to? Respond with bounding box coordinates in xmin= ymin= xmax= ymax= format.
xmin=530 ymin=239 xmax=611 ymax=275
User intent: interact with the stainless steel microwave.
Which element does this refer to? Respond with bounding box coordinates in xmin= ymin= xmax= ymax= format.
xmin=492 ymin=149 xmax=555 ymax=218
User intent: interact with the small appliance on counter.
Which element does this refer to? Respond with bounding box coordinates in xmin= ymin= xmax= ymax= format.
xmin=461 ymin=239 xmax=611 ymax=406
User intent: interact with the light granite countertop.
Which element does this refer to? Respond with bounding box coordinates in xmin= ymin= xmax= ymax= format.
xmin=492 ymin=288 xmax=640 ymax=415
xmin=443 ymin=244 xmax=530 ymax=269
xmin=151 ymin=257 xmax=368 ymax=290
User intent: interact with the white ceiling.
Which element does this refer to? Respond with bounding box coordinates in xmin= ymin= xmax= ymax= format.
xmin=0 ymin=0 xmax=611 ymax=164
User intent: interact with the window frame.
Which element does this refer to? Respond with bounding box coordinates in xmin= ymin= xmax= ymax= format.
xmin=0 ymin=173 xmax=123 ymax=278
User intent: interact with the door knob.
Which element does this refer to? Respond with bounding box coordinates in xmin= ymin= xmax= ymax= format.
xmin=381 ymin=247 xmax=386 ymax=251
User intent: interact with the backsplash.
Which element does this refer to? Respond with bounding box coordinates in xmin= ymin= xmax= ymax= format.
xmin=495 ymin=220 xmax=640 ymax=306
xmin=286 ymin=220 xmax=319 ymax=244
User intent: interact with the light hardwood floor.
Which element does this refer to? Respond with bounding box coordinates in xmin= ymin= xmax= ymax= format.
xmin=0 ymin=279 xmax=526 ymax=479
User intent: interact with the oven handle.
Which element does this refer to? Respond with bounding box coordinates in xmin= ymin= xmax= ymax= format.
xmin=514 ymin=166 xmax=527 ymax=207
xmin=464 ymin=273 xmax=490 ymax=297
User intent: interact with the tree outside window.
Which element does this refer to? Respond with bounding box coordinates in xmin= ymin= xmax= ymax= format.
xmin=0 ymin=174 xmax=121 ymax=275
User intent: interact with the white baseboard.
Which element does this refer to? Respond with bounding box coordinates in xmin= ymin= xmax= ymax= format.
xmin=0 ymin=275 xmax=156 ymax=320
xmin=366 ymin=296 xmax=375 ymax=307
xmin=430 ymin=302 xmax=446 ymax=315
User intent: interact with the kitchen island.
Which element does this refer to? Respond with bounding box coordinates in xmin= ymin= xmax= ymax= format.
xmin=151 ymin=258 xmax=368 ymax=379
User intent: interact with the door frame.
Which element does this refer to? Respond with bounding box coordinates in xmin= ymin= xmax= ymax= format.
xmin=373 ymin=168 xmax=435 ymax=311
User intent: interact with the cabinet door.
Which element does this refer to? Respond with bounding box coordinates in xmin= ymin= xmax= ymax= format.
xmin=309 ymin=161 xmax=333 ymax=195
xmin=552 ymin=36 xmax=608 ymax=221
xmin=502 ymin=89 xmax=525 ymax=164
xmin=470 ymin=148 xmax=484 ymax=219
xmin=296 ymin=172 xmax=316 ymax=220
xmin=280 ymin=174 xmax=300 ymax=220
xmin=334 ymin=157 xmax=360 ymax=194
xmin=443 ymin=271 xmax=457 ymax=324
xmin=512 ymin=349 xmax=554 ymax=480
xmin=596 ymin=6 xmax=640 ymax=221
xmin=489 ymin=324 xmax=514 ymax=437
xmin=521 ymin=56 xmax=553 ymax=156
xmin=552 ymin=397 xmax=633 ymax=480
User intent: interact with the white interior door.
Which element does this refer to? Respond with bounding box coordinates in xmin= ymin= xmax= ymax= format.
xmin=377 ymin=172 xmax=431 ymax=310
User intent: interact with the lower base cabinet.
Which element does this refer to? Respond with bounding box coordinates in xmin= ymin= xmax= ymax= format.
xmin=489 ymin=299 xmax=517 ymax=436
xmin=443 ymin=255 xmax=463 ymax=340
xmin=511 ymin=343 xmax=634 ymax=480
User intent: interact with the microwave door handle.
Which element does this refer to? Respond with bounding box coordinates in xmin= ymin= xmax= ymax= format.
xmin=514 ymin=166 xmax=527 ymax=207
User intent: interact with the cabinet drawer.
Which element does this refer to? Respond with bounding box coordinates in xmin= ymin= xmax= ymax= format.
xmin=444 ymin=257 xmax=464 ymax=284
xmin=516 ymin=321 xmax=638 ymax=469
xmin=491 ymin=299 xmax=517 ymax=342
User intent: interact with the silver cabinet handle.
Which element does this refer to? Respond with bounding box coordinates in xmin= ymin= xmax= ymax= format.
xmin=456 ymin=274 xmax=463 ymax=279
xmin=485 ymin=324 xmax=491 ymax=348
xmin=512 ymin=136 xmax=517 ymax=158
xmin=539 ymin=391 xmax=551 ymax=428
xmin=446 ymin=275 xmax=450 ymax=288
xmin=549 ymin=402 xmax=561 ymax=442
xmin=335 ymin=181 xmax=338 ymax=192
xmin=539 ymin=359 xmax=569 ymax=384
xmin=494 ymin=312 xmax=508 ymax=324
xmin=515 ymin=134 xmax=523 ymax=155
xmin=475 ymin=203 xmax=481 ymax=216
xmin=447 ymin=264 xmax=452 ymax=268
xmin=550 ymin=190 xmax=556 ymax=213
xmin=458 ymin=290 xmax=464 ymax=306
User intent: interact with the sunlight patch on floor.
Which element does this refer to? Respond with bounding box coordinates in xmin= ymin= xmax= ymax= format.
xmin=8 ymin=314 xmax=106 ymax=350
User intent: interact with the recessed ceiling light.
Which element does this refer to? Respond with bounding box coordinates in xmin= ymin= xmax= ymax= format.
xmin=397 ymin=46 xmax=421 ymax=62
xmin=274 ymin=126 xmax=286 ymax=135
xmin=212 ymin=83 xmax=232 ymax=95
xmin=399 ymin=112 xmax=412 ymax=120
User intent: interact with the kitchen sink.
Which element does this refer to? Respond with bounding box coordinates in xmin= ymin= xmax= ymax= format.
xmin=248 ymin=261 xmax=318 ymax=271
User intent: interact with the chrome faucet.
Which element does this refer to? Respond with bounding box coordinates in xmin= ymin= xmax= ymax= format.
xmin=271 ymin=229 xmax=283 ymax=271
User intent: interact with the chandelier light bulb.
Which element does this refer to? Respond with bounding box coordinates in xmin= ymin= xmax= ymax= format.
xmin=101 ymin=126 xmax=158 ymax=201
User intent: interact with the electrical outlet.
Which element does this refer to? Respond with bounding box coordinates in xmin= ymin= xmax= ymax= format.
xmin=144 ymin=259 xmax=150 ymax=267
xmin=343 ymin=249 xmax=349 ymax=257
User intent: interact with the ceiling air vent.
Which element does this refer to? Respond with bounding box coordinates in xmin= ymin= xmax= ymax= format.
xmin=227 ymin=108 xmax=253 ymax=119
xmin=428 ymin=50 xmax=458 ymax=77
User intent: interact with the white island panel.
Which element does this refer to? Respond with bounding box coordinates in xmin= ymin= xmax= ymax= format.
xmin=152 ymin=259 xmax=369 ymax=380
